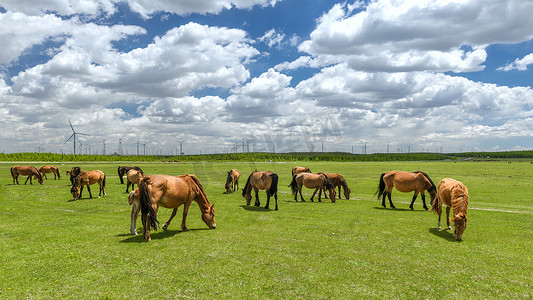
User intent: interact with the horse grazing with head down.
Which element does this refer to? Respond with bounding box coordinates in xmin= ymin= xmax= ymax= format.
xmin=126 ymin=169 xmax=143 ymax=193
xmin=39 ymin=166 xmax=60 ymax=180
xmin=11 ymin=166 xmax=43 ymax=185
xmin=224 ymin=169 xmax=240 ymax=194
xmin=242 ymin=171 xmax=279 ymax=210
xmin=118 ymin=166 xmax=143 ymax=184
xmin=68 ymin=166 xmax=81 ymax=186
xmin=290 ymin=172 xmax=336 ymax=203
xmin=136 ymin=174 xmax=216 ymax=241
xmin=70 ymin=170 xmax=106 ymax=200
xmin=376 ymin=171 xmax=436 ymax=210
xmin=322 ymin=173 xmax=351 ymax=200
xmin=431 ymin=178 xmax=469 ymax=241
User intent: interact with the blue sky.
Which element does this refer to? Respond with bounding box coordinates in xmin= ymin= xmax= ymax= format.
xmin=1 ymin=0 xmax=532 ymax=155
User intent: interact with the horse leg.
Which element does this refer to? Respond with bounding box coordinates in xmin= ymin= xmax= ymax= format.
xmin=310 ymin=188 xmax=319 ymax=202
xmin=25 ymin=175 xmax=31 ymax=185
xmin=446 ymin=206 xmax=452 ymax=230
xmin=274 ymin=193 xmax=278 ymax=210
xmin=87 ymin=185 xmax=93 ymax=199
xmin=381 ymin=192 xmax=386 ymax=208
xmin=409 ymin=192 xmax=418 ymax=210
xmin=181 ymin=201 xmax=192 ymax=231
xmin=163 ymin=208 xmax=178 ymax=230
xmin=421 ymin=192 xmax=428 ymax=210
xmin=265 ymin=194 xmax=270 ymax=210
xmin=437 ymin=208 xmax=442 ymax=230
xmin=254 ymin=189 xmax=260 ymax=207
xmin=130 ymin=201 xmax=141 ymax=235
xmin=387 ymin=193 xmax=395 ymax=209
xmin=323 ymin=187 xmax=329 ymax=199
xmin=318 ymin=188 xmax=323 ymax=202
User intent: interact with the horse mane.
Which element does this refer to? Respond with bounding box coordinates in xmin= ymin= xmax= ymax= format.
xmin=31 ymin=166 xmax=43 ymax=180
xmin=318 ymin=172 xmax=334 ymax=190
xmin=414 ymin=171 xmax=436 ymax=191
xmin=139 ymin=176 xmax=159 ymax=230
xmin=134 ymin=166 xmax=144 ymax=176
xmin=187 ymin=174 xmax=210 ymax=204
xmin=451 ymin=186 xmax=469 ymax=216
xmin=267 ymin=173 xmax=278 ymax=197
xmin=242 ymin=171 xmax=255 ymax=197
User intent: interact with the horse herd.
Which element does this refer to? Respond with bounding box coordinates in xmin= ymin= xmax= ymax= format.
xmin=8 ymin=164 xmax=469 ymax=241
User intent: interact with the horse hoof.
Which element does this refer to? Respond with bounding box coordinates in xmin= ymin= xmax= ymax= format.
xmin=182 ymin=227 xmax=189 ymax=232
xmin=437 ymin=226 xmax=441 ymax=230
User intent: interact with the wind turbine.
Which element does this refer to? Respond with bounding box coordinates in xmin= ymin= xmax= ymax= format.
xmin=65 ymin=119 xmax=89 ymax=155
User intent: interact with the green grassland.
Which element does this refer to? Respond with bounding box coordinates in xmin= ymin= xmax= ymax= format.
xmin=0 ymin=160 xmax=531 ymax=299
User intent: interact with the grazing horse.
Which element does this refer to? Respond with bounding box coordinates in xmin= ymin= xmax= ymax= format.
xmin=224 ymin=169 xmax=240 ymax=193
xmin=137 ymin=174 xmax=216 ymax=241
xmin=322 ymin=173 xmax=351 ymax=200
xmin=431 ymin=178 xmax=469 ymax=241
xmin=39 ymin=166 xmax=60 ymax=180
xmin=118 ymin=166 xmax=143 ymax=184
xmin=70 ymin=170 xmax=106 ymax=200
xmin=69 ymin=166 xmax=81 ymax=186
xmin=11 ymin=166 xmax=43 ymax=185
xmin=292 ymin=166 xmax=311 ymax=176
xmin=376 ymin=171 xmax=436 ymax=210
xmin=290 ymin=172 xmax=336 ymax=203
xmin=126 ymin=169 xmax=143 ymax=193
xmin=242 ymin=171 xmax=279 ymax=210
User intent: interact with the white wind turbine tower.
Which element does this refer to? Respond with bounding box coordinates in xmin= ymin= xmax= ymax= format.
xmin=64 ymin=119 xmax=89 ymax=155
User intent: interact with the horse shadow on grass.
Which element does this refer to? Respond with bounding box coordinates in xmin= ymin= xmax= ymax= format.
xmin=118 ymin=228 xmax=211 ymax=243
xmin=428 ymin=228 xmax=460 ymax=242
xmin=372 ymin=206 xmax=428 ymax=213
xmin=240 ymin=205 xmax=274 ymax=212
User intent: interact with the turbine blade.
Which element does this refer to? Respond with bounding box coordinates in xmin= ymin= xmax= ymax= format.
xmin=65 ymin=133 xmax=75 ymax=143
xmin=68 ymin=119 xmax=75 ymax=132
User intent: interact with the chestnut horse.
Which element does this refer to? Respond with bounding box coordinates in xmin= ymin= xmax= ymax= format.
xmin=39 ymin=166 xmax=60 ymax=180
xmin=69 ymin=166 xmax=81 ymax=186
xmin=118 ymin=166 xmax=143 ymax=184
xmin=137 ymin=174 xmax=216 ymax=241
xmin=224 ymin=169 xmax=240 ymax=194
xmin=292 ymin=166 xmax=311 ymax=176
xmin=126 ymin=169 xmax=143 ymax=193
xmin=290 ymin=172 xmax=336 ymax=203
xmin=242 ymin=170 xmax=279 ymax=210
xmin=322 ymin=173 xmax=351 ymax=200
xmin=11 ymin=166 xmax=43 ymax=185
xmin=431 ymin=178 xmax=469 ymax=241
xmin=70 ymin=170 xmax=106 ymax=200
xmin=376 ymin=171 xmax=436 ymax=210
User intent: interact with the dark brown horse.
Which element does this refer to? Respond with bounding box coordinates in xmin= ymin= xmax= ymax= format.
xmin=376 ymin=171 xmax=436 ymax=210
xmin=11 ymin=166 xmax=43 ymax=185
xmin=431 ymin=178 xmax=469 ymax=241
xmin=39 ymin=166 xmax=60 ymax=180
xmin=322 ymin=173 xmax=351 ymax=200
xmin=71 ymin=170 xmax=106 ymax=200
xmin=118 ymin=166 xmax=143 ymax=184
xmin=224 ymin=169 xmax=240 ymax=193
xmin=242 ymin=171 xmax=279 ymax=210
xmin=137 ymin=174 xmax=216 ymax=241
xmin=290 ymin=172 xmax=336 ymax=203
xmin=69 ymin=166 xmax=81 ymax=186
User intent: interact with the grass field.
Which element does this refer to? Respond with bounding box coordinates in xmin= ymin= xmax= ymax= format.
xmin=0 ymin=160 xmax=531 ymax=299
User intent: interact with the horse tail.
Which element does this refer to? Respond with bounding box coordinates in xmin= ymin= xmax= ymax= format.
xmin=376 ymin=173 xmax=386 ymax=199
xmin=242 ymin=172 xmax=254 ymax=197
xmin=118 ymin=167 xmax=124 ymax=184
xmin=139 ymin=177 xmax=158 ymax=230
xmin=10 ymin=167 xmax=14 ymax=178
xmin=289 ymin=174 xmax=298 ymax=195
xmin=267 ymin=173 xmax=278 ymax=197
xmin=102 ymin=173 xmax=106 ymax=189
xmin=57 ymin=168 xmax=61 ymax=179
xmin=188 ymin=174 xmax=209 ymax=203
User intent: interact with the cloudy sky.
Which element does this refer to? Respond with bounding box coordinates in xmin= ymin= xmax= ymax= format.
xmin=1 ymin=0 xmax=532 ymax=155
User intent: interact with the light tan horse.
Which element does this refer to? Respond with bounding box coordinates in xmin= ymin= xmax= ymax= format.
xmin=126 ymin=169 xmax=143 ymax=193
xmin=242 ymin=171 xmax=279 ymax=210
xmin=431 ymin=178 xmax=469 ymax=241
xmin=224 ymin=169 xmax=240 ymax=193
xmin=11 ymin=166 xmax=43 ymax=185
xmin=322 ymin=173 xmax=351 ymax=200
xmin=376 ymin=171 xmax=436 ymax=210
xmin=138 ymin=174 xmax=216 ymax=241
xmin=128 ymin=188 xmax=141 ymax=235
xmin=292 ymin=166 xmax=311 ymax=176
xmin=39 ymin=166 xmax=60 ymax=180
xmin=290 ymin=172 xmax=336 ymax=203
xmin=70 ymin=170 xmax=106 ymax=200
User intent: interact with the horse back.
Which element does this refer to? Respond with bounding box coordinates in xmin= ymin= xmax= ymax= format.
xmin=147 ymin=174 xmax=192 ymax=209
xmin=437 ymin=178 xmax=468 ymax=209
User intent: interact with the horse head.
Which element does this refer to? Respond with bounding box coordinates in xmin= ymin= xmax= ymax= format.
xmin=344 ymin=187 xmax=351 ymax=200
xmin=453 ymin=212 xmax=467 ymax=241
xmin=201 ymin=204 xmax=216 ymax=229
xmin=70 ymin=186 xmax=79 ymax=200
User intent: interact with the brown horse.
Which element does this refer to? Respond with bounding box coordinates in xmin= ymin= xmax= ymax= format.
xmin=431 ymin=178 xmax=469 ymax=241
xmin=70 ymin=170 xmax=106 ymax=200
xmin=11 ymin=166 xmax=43 ymax=185
xmin=128 ymin=188 xmax=142 ymax=235
xmin=137 ymin=174 xmax=216 ymax=241
xmin=69 ymin=166 xmax=81 ymax=186
xmin=290 ymin=172 xmax=336 ymax=203
xmin=126 ymin=169 xmax=143 ymax=193
xmin=376 ymin=171 xmax=436 ymax=210
xmin=292 ymin=166 xmax=311 ymax=176
xmin=224 ymin=169 xmax=240 ymax=193
xmin=118 ymin=166 xmax=143 ymax=184
xmin=322 ymin=173 xmax=351 ymax=200
xmin=39 ymin=166 xmax=60 ymax=180
xmin=242 ymin=170 xmax=279 ymax=210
